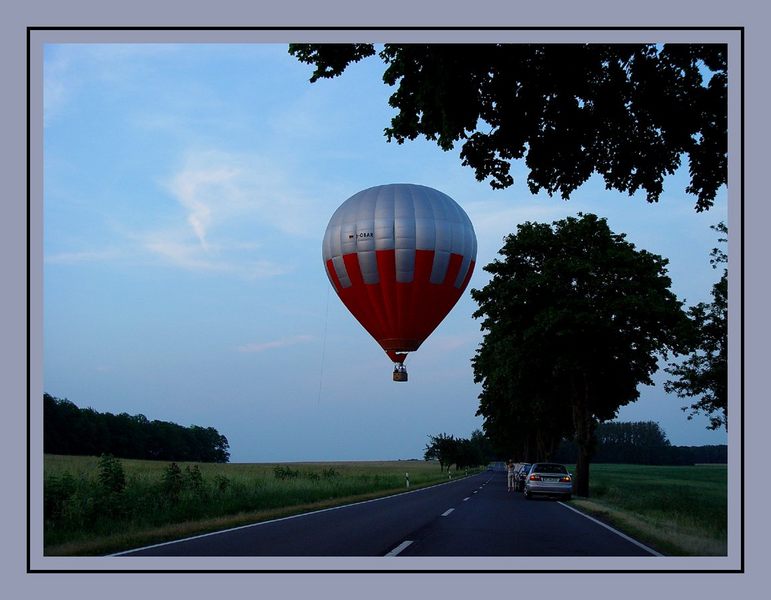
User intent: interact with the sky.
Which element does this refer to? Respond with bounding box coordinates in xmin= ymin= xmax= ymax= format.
xmin=42 ymin=43 xmax=729 ymax=463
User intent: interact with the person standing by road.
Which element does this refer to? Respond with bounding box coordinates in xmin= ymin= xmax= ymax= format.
xmin=507 ymin=460 xmax=515 ymax=492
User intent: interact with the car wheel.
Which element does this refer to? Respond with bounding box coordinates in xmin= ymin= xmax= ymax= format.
xmin=563 ymin=494 xmax=572 ymax=501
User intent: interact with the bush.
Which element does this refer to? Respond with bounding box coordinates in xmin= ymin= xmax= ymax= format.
xmin=162 ymin=462 xmax=184 ymax=503
xmin=44 ymin=472 xmax=76 ymax=522
xmin=213 ymin=474 xmax=230 ymax=493
xmin=185 ymin=465 xmax=205 ymax=497
xmin=273 ymin=465 xmax=299 ymax=480
xmin=97 ymin=454 xmax=126 ymax=494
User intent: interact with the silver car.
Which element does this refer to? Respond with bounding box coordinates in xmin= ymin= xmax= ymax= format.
xmin=523 ymin=462 xmax=573 ymax=501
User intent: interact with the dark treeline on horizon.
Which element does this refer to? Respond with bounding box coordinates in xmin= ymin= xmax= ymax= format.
xmin=44 ymin=393 xmax=230 ymax=463
xmin=551 ymin=421 xmax=726 ymax=466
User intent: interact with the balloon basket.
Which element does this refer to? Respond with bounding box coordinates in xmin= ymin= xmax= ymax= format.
xmin=392 ymin=364 xmax=408 ymax=382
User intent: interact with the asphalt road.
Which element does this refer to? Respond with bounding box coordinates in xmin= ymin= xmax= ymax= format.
xmin=116 ymin=471 xmax=657 ymax=557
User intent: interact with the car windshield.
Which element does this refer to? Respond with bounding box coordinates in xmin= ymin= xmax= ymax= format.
xmin=532 ymin=463 xmax=568 ymax=474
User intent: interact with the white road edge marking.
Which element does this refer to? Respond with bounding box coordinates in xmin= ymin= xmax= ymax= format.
xmin=441 ymin=508 xmax=455 ymax=517
xmin=110 ymin=471 xmax=486 ymax=556
xmin=558 ymin=502 xmax=663 ymax=557
xmin=385 ymin=540 xmax=413 ymax=557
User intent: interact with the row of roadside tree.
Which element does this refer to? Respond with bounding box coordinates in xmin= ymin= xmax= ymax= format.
xmin=426 ymin=421 xmax=725 ymax=472
xmin=551 ymin=421 xmax=726 ymax=465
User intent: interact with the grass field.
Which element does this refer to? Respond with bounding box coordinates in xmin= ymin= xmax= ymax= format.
xmin=567 ymin=463 xmax=727 ymax=556
xmin=43 ymin=455 xmax=727 ymax=557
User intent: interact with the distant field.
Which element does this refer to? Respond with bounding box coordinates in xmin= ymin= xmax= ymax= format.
xmin=45 ymin=454 xmax=448 ymax=479
xmin=43 ymin=454 xmax=469 ymax=556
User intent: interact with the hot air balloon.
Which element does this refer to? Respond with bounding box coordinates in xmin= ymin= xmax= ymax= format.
xmin=322 ymin=183 xmax=477 ymax=381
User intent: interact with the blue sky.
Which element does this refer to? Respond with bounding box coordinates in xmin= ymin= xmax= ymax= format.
xmin=43 ymin=43 xmax=729 ymax=462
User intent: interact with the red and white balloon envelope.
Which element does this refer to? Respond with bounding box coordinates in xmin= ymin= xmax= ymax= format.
xmin=322 ymin=184 xmax=477 ymax=381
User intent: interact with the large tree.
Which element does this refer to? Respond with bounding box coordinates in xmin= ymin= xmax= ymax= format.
xmin=665 ymin=223 xmax=728 ymax=430
xmin=289 ymin=43 xmax=726 ymax=211
xmin=471 ymin=214 xmax=689 ymax=496
xmin=423 ymin=433 xmax=458 ymax=471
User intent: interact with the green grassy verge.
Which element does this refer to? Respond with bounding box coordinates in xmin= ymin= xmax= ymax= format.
xmin=566 ymin=463 xmax=727 ymax=556
xmin=43 ymin=455 xmax=472 ymax=556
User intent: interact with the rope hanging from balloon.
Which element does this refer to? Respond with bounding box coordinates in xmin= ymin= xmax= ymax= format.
xmin=317 ymin=284 xmax=330 ymax=406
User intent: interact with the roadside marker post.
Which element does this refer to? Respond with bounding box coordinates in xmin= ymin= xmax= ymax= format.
xmin=405 ymin=472 xmax=410 ymax=488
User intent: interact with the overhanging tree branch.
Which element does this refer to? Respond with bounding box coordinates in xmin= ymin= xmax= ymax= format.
xmin=289 ymin=43 xmax=727 ymax=211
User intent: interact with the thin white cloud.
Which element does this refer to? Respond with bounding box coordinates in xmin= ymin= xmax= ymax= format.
xmin=468 ymin=198 xmax=566 ymax=242
xmin=44 ymin=249 xmax=123 ymax=264
xmin=237 ymin=335 xmax=314 ymax=353
xmin=46 ymin=146 xmax=319 ymax=279
xmin=127 ymin=147 xmax=335 ymax=277
xmin=465 ymin=197 xmax=569 ymax=267
xmin=142 ymin=237 xmax=290 ymax=279
xmin=164 ymin=148 xmax=328 ymax=240
xmin=166 ymin=164 xmax=238 ymax=249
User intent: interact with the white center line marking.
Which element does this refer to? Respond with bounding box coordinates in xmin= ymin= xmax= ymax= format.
xmin=441 ymin=508 xmax=455 ymax=517
xmin=385 ymin=540 xmax=413 ymax=556
xmin=473 ymin=490 xmax=478 ymax=494
xmin=463 ymin=497 xmax=470 ymax=501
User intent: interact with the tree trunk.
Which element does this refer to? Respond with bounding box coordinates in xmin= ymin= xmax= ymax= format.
xmin=539 ymin=432 xmax=554 ymax=462
xmin=573 ymin=379 xmax=597 ymax=498
xmin=574 ymin=434 xmax=592 ymax=497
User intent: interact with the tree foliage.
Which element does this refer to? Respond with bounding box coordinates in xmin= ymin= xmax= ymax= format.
xmin=471 ymin=214 xmax=689 ymax=496
xmin=289 ymin=43 xmax=726 ymax=211
xmin=44 ymin=394 xmax=230 ymax=463
xmin=424 ymin=430 xmax=492 ymax=471
xmin=665 ymin=222 xmax=728 ymax=429
xmin=423 ymin=433 xmax=457 ymax=472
